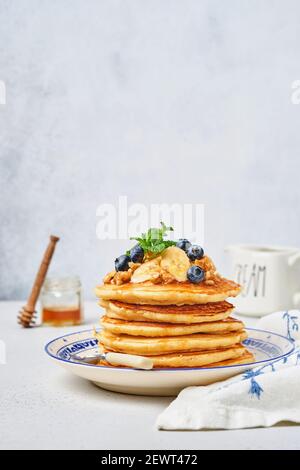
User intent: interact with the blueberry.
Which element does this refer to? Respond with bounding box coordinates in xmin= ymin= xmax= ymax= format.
xmin=187 ymin=245 xmax=204 ymax=261
xmin=115 ymin=254 xmax=130 ymax=272
xmin=176 ymin=238 xmax=191 ymax=252
xmin=187 ymin=265 xmax=205 ymax=284
xmin=130 ymin=244 xmax=144 ymax=263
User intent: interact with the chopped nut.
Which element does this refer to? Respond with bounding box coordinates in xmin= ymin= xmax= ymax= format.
xmin=195 ymin=256 xmax=216 ymax=273
xmin=103 ymin=270 xmax=116 ymax=284
xmin=150 ymin=274 xmax=163 ymax=284
xmin=160 ymin=268 xmax=176 ymax=284
xmin=205 ymin=279 xmax=215 ymax=285
xmin=128 ymin=262 xmax=141 ymax=272
xmin=113 ymin=270 xmax=132 ymax=285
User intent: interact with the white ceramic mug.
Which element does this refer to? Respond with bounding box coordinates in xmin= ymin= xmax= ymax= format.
xmin=225 ymin=245 xmax=300 ymax=317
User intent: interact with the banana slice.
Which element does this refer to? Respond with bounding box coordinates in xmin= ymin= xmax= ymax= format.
xmin=161 ymin=246 xmax=190 ymax=282
xmin=131 ymin=256 xmax=162 ymax=283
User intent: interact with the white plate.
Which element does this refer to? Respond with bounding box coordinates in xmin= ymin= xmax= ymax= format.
xmin=45 ymin=328 xmax=294 ymax=396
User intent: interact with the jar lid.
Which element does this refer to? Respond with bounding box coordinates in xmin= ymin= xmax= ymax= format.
xmin=42 ymin=276 xmax=81 ymax=292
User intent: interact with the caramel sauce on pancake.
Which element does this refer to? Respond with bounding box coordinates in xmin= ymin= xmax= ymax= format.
xmin=102 ymin=315 xmax=242 ymax=329
xmin=111 ymin=300 xmax=233 ymax=315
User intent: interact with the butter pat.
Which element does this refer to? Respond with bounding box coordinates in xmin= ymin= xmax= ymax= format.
xmin=105 ymin=352 xmax=153 ymax=370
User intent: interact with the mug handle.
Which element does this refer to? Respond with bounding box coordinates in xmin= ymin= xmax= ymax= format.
xmin=224 ymin=245 xmax=236 ymax=253
xmin=294 ymin=292 xmax=300 ymax=308
xmin=288 ymin=252 xmax=300 ymax=266
xmin=289 ymin=252 xmax=300 ymax=307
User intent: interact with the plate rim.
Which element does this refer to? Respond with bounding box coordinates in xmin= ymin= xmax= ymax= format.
xmin=44 ymin=327 xmax=295 ymax=372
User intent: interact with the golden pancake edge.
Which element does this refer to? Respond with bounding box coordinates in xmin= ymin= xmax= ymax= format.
xmin=96 ymin=329 xmax=248 ymax=356
xmin=95 ymin=277 xmax=241 ymax=305
xmin=100 ymin=299 xmax=234 ymax=324
xmin=98 ymin=343 xmax=254 ymax=368
xmin=101 ymin=315 xmax=244 ymax=337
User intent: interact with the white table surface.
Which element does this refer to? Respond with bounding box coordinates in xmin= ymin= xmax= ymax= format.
xmin=0 ymin=301 xmax=299 ymax=450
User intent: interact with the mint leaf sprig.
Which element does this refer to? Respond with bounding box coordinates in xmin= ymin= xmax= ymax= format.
xmin=129 ymin=222 xmax=176 ymax=257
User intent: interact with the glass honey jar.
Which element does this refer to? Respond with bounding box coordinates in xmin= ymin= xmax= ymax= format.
xmin=40 ymin=276 xmax=83 ymax=326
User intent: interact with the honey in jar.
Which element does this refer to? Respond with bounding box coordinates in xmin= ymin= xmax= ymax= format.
xmin=40 ymin=276 xmax=83 ymax=326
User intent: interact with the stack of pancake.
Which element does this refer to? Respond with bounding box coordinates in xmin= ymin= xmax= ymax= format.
xmin=95 ymin=258 xmax=254 ymax=368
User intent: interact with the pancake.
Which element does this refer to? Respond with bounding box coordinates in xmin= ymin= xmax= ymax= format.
xmin=98 ymin=344 xmax=253 ymax=368
xmin=205 ymin=350 xmax=255 ymax=368
xmin=101 ymin=315 xmax=244 ymax=337
xmin=99 ymin=299 xmax=234 ymax=324
xmin=95 ymin=276 xmax=241 ymax=305
xmin=97 ymin=329 xmax=247 ymax=356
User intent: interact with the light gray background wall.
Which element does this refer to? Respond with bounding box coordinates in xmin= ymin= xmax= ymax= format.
xmin=1 ymin=0 xmax=300 ymax=300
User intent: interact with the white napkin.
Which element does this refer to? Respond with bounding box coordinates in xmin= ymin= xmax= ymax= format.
xmin=157 ymin=310 xmax=300 ymax=430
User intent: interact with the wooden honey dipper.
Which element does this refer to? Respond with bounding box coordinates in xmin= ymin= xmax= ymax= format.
xmin=18 ymin=235 xmax=60 ymax=328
